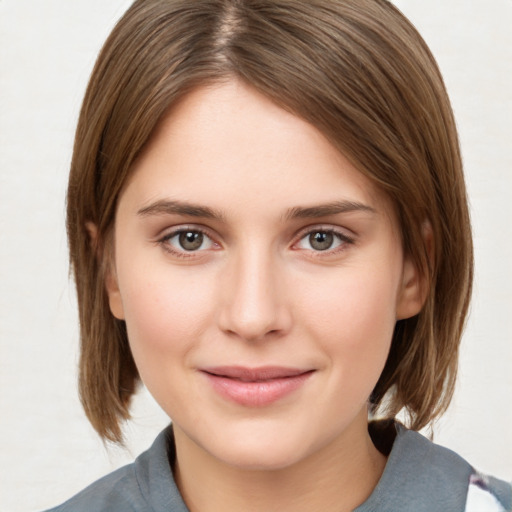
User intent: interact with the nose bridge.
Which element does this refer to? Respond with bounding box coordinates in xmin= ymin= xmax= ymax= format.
xmin=218 ymin=241 xmax=290 ymax=341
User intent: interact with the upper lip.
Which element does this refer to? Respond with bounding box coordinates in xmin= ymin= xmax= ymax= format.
xmin=201 ymin=366 xmax=313 ymax=382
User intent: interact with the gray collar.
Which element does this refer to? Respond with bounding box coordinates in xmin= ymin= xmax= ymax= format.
xmin=355 ymin=423 xmax=473 ymax=511
xmin=135 ymin=423 xmax=473 ymax=512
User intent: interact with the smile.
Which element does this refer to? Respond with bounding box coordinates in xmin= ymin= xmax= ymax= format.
xmin=200 ymin=366 xmax=315 ymax=407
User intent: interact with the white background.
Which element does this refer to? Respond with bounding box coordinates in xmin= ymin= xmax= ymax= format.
xmin=1 ymin=1 xmax=511 ymax=511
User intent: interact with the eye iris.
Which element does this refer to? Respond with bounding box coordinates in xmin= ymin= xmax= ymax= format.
xmin=309 ymin=231 xmax=334 ymax=251
xmin=179 ymin=231 xmax=203 ymax=251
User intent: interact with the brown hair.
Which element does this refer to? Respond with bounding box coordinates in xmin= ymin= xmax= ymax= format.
xmin=67 ymin=0 xmax=473 ymax=442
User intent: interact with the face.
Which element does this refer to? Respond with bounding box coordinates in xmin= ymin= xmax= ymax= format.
xmin=106 ymin=80 xmax=423 ymax=471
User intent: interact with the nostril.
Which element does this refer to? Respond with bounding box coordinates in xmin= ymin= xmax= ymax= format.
xmin=216 ymin=264 xmax=293 ymax=341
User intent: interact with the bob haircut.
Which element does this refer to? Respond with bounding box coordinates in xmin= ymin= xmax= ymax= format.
xmin=67 ymin=0 xmax=473 ymax=443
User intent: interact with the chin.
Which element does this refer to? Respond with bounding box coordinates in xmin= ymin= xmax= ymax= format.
xmin=202 ymin=422 xmax=317 ymax=472
xmin=218 ymin=444 xmax=306 ymax=472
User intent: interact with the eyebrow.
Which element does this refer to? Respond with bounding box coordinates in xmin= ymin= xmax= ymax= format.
xmin=137 ymin=199 xmax=225 ymax=221
xmin=284 ymin=200 xmax=377 ymax=220
xmin=137 ymin=199 xmax=376 ymax=222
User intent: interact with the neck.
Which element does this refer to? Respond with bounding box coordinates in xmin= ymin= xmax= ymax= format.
xmin=172 ymin=416 xmax=386 ymax=512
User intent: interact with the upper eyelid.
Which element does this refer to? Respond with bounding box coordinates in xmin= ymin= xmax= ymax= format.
xmin=158 ymin=224 xmax=216 ymax=240
xmin=288 ymin=228 xmax=355 ymax=258
xmin=157 ymin=227 xmax=219 ymax=258
xmin=293 ymin=224 xmax=355 ymax=240
xmin=157 ymin=225 xmax=220 ymax=252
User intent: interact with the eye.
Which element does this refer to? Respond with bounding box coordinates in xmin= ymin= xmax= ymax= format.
xmin=176 ymin=231 xmax=206 ymax=251
xmin=160 ymin=228 xmax=217 ymax=254
xmin=295 ymin=229 xmax=353 ymax=252
xmin=308 ymin=231 xmax=336 ymax=251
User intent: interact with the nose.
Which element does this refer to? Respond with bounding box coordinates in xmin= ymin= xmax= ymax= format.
xmin=217 ymin=247 xmax=292 ymax=342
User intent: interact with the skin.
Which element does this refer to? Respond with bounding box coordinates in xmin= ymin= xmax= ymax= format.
xmin=105 ymin=80 xmax=425 ymax=512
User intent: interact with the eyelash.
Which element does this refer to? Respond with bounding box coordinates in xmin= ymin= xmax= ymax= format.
xmin=156 ymin=225 xmax=355 ymax=258
xmin=292 ymin=227 xmax=355 ymax=256
xmin=157 ymin=226 xmax=218 ymax=258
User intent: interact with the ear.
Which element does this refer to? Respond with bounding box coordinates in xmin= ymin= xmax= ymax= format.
xmin=86 ymin=222 xmax=125 ymax=320
xmin=396 ymin=221 xmax=433 ymax=320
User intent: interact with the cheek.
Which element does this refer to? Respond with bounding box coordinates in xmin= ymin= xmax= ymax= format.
xmin=115 ymin=264 xmax=220 ymax=417
xmin=300 ymin=266 xmax=399 ymax=378
xmin=117 ymin=263 xmax=217 ymax=358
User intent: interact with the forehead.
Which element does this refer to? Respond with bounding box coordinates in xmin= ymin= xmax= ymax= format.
xmin=122 ymin=80 xmax=394 ymax=221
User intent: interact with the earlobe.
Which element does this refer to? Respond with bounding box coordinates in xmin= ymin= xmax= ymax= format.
xmin=85 ymin=221 xmax=125 ymax=320
xmin=105 ymin=272 xmax=125 ymax=320
xmin=396 ymin=221 xmax=433 ymax=320
xmin=396 ymin=257 xmax=427 ymax=320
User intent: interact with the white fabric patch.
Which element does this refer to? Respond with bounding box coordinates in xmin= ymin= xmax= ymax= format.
xmin=465 ymin=483 xmax=506 ymax=512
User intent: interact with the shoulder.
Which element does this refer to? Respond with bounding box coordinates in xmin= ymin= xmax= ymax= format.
xmin=42 ymin=427 xmax=189 ymax=512
xmin=396 ymin=426 xmax=512 ymax=512
xmin=43 ymin=461 xmax=142 ymax=512
xmin=357 ymin=421 xmax=512 ymax=512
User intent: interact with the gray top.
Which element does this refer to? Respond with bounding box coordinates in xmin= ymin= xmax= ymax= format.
xmin=44 ymin=423 xmax=511 ymax=512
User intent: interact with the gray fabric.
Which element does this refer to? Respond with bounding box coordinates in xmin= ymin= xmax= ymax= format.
xmin=44 ymin=428 xmax=188 ymax=512
xmin=44 ymin=424 xmax=511 ymax=512
xmin=354 ymin=425 xmax=473 ymax=511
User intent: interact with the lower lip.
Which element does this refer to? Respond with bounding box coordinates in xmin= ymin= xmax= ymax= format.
xmin=202 ymin=371 xmax=314 ymax=407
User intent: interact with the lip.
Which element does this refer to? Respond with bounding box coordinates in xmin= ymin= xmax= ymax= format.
xmin=200 ymin=366 xmax=314 ymax=407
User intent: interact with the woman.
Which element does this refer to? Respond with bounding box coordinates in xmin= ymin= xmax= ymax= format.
xmin=45 ymin=1 xmax=511 ymax=510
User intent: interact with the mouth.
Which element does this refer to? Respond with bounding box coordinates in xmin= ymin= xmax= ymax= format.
xmin=200 ymin=366 xmax=315 ymax=407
